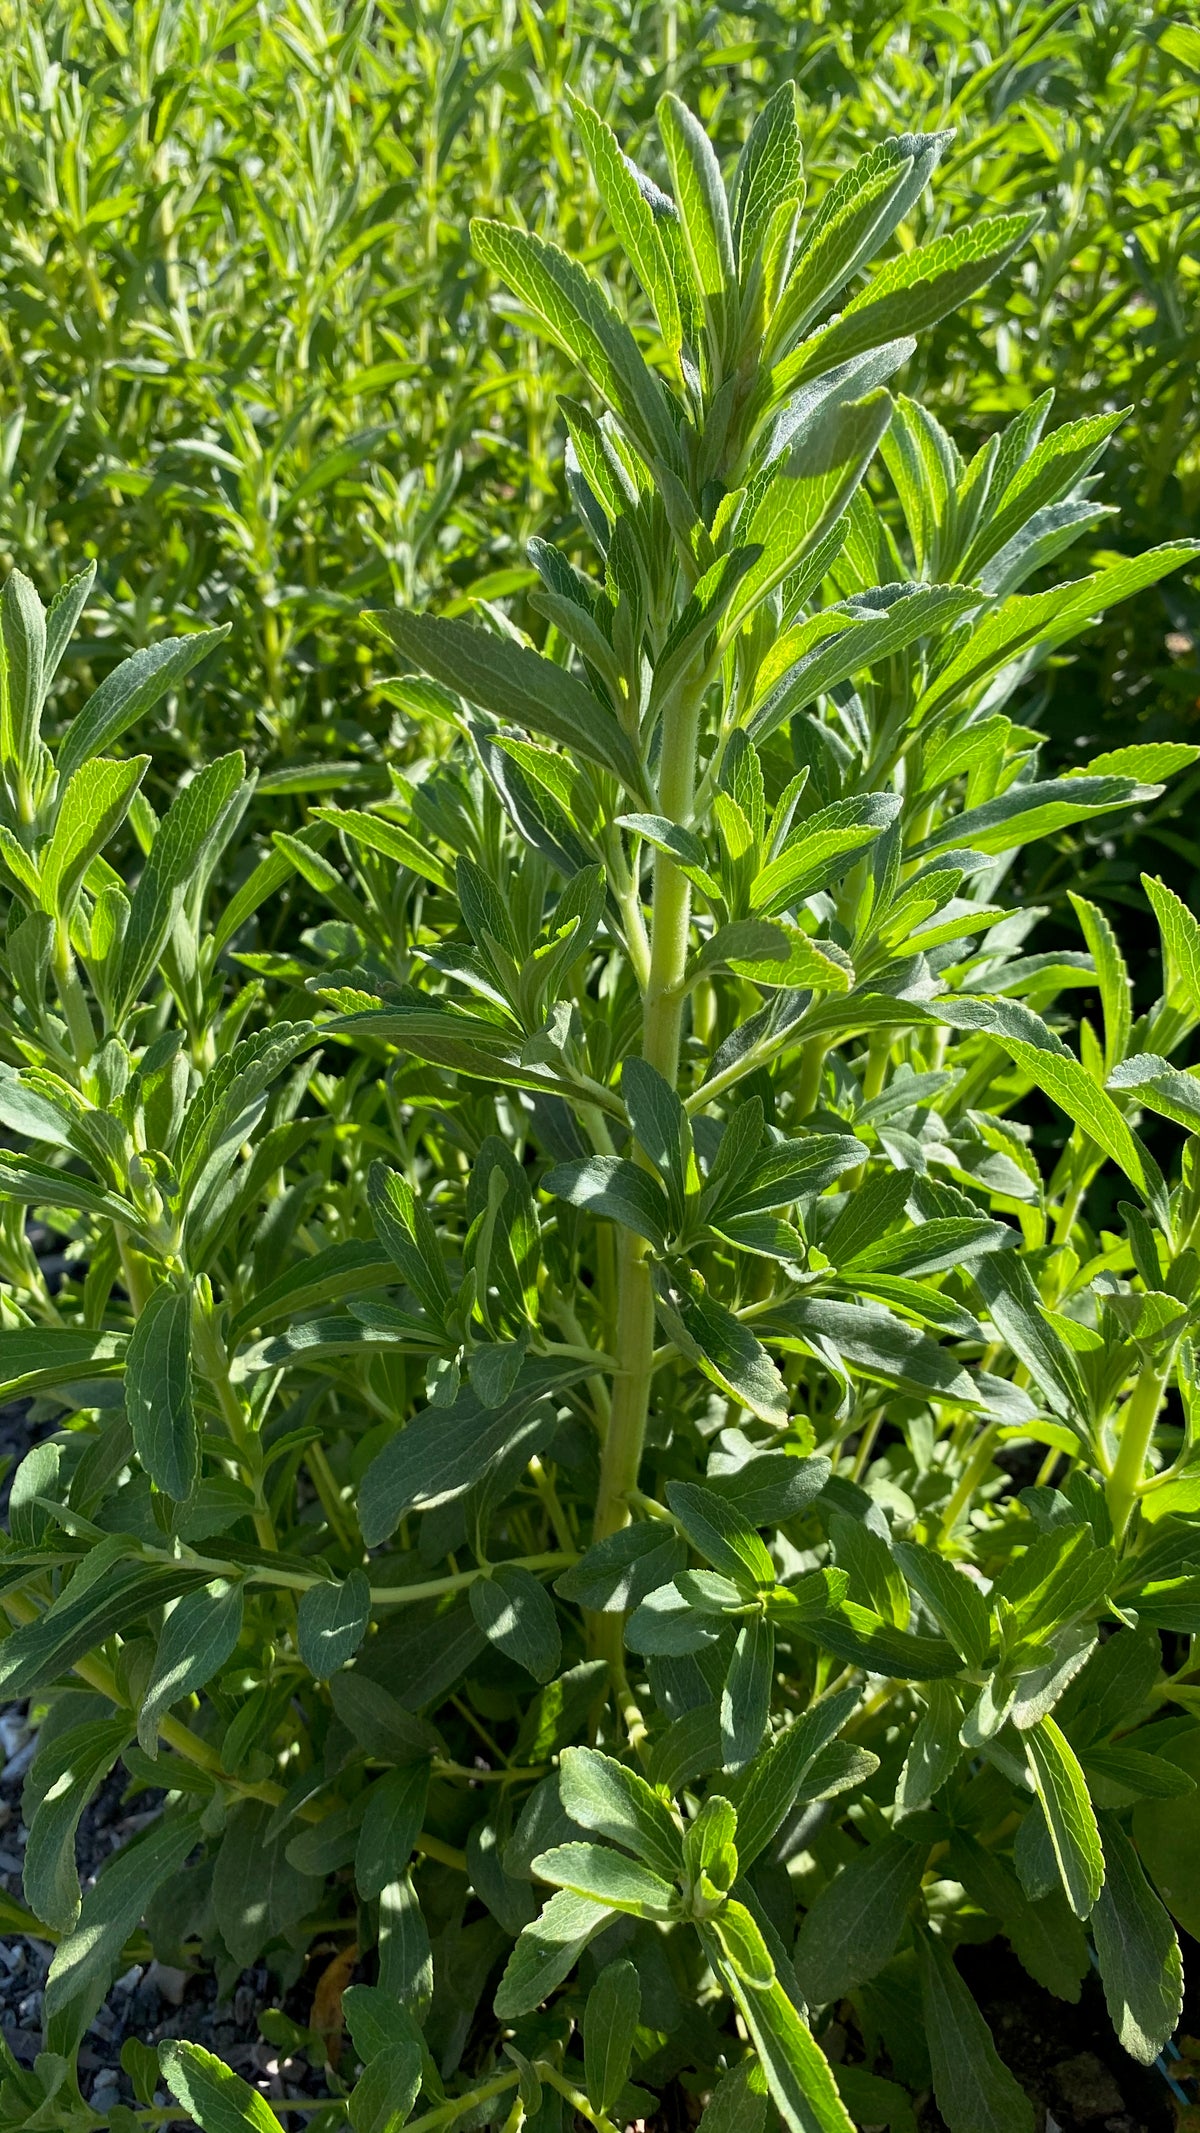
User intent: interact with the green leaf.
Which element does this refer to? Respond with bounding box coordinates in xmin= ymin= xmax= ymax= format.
xmin=284 ymin=1803 xmax=363 ymax=1877
xmin=367 ymin=1160 xmax=453 ymax=1322
xmin=0 ymin=1548 xmax=206 ymax=1702
xmin=771 ymin=132 xmax=950 ymax=352
xmin=722 ymin=1615 xmax=774 ymax=1771
xmin=995 ymin=1524 xmax=1115 ymax=1642
xmin=1067 ymin=891 xmax=1132 ymax=1073
xmin=717 ymin=1133 xmax=867 ymax=1216
xmin=751 ymin=794 xmax=900 ymax=913
xmin=370 ymin=609 xmax=644 ymax=792
xmin=725 ymin=393 xmax=896 ymax=632
xmin=972 ymin=1255 xmax=1086 ymax=1422
xmin=794 ymin=1836 xmax=925 ymax=2004
xmin=666 ymin=1480 xmax=777 ymax=1586
xmin=229 ymin=1239 xmax=396 ymax=1340
xmin=280 ymin=421 xmax=400 ymax=519
xmin=747 ymin=584 xmax=976 ymax=747
xmin=621 ymin=1056 xmax=693 ymax=1218
xmin=471 ymin=216 xmax=682 ymax=477
xmin=939 ymin=996 xmax=1166 ymax=1221
xmin=767 ymin=1294 xmax=978 ymax=1405
xmin=896 ymin=1682 xmax=963 ymax=1813
xmin=356 ymin=1358 xmax=589 ymax=1545
xmin=211 ymin=819 xmax=334 ymax=954
xmin=916 ymin=1932 xmax=1034 ymax=2133
xmin=960 ymin=409 xmax=1127 ymax=580
xmin=543 ymin=1155 xmax=671 ymax=1251
xmin=494 ymin=1888 xmax=615 ymax=2018
xmin=710 ymin=1897 xmax=774 ymax=1989
xmin=571 ymin=99 xmax=680 ymax=356
xmin=0 ymin=1325 xmax=125 ymax=1401
xmin=314 ymin=804 xmax=453 ymax=892
xmin=658 ymin=94 xmax=737 ymax=369
xmin=40 ymin=754 xmax=150 ymax=919
xmin=1091 ymin=1814 xmax=1183 ymax=2065
xmin=915 ymin=546 xmax=1199 ymax=724
xmin=724 ymin=1689 xmax=861 ymax=1867
xmin=355 ymin=1764 xmax=431 ymax=1903
xmin=698 ymin=919 xmax=853 ymax=995
xmin=43 ymin=563 xmax=94 ymax=694
xmin=0 ymin=1064 xmax=75 ymax=1146
xmin=1132 ymin=1726 xmax=1200 ymax=1935
xmin=0 ymin=1149 xmax=141 ymax=1230
xmin=655 ymin=1274 xmax=788 ymax=1426
xmin=158 ymin=2040 xmax=286 ymax=2133
xmin=697 ymin=2058 xmax=769 ymax=2133
xmin=789 ymin=214 xmax=1037 ymax=385
xmin=892 ymin=1544 xmax=991 ymax=1668
xmin=212 ymin=1799 xmax=320 ymax=1968
xmin=1108 ymin=1052 xmax=1200 ymax=1132
xmin=470 ymin=1564 xmax=562 ymax=1682
xmin=916 ymin=774 xmax=1156 ymax=860
xmin=56 ymin=627 xmax=229 ymax=786
xmin=138 ymin=1578 xmax=244 ymax=1756
xmin=832 ymin=2069 xmax=917 ymax=2133
xmin=45 ymin=1813 xmax=202 ymax=2058
xmin=125 ymin=1280 xmax=197 ymax=1501
xmin=114 ymin=751 xmax=247 ymax=1015
xmin=555 ymin=1523 xmax=687 ymax=1612
xmin=343 ymin=1986 xmax=424 ymax=2065
xmin=558 ymin=1747 xmax=684 ymax=1879
xmin=378 ymin=1871 xmax=432 ymax=2011
xmin=1006 ymin=1884 xmax=1090 ymax=2005
xmin=1162 ymin=20 xmax=1200 ymax=67
xmin=22 ymin=1718 xmax=132 ymax=1933
xmin=584 ymin=1958 xmax=640 ymax=2115
xmin=327 ymin=1671 xmax=439 ymax=1764
xmin=733 ymin=83 xmax=804 ymax=273
xmin=1143 ymin=872 xmax=1200 ymax=1018
xmin=2 ymin=569 xmax=46 ymax=779
xmin=700 ymin=1922 xmax=855 ymax=2133
xmin=1025 ymin=1716 xmax=1104 ymax=1919
xmin=296 ymin=1569 xmax=370 ymax=1679
xmin=798 ymin=1598 xmax=962 ymax=1680
xmin=627 ymin=1574 xmax=735 ymax=1654
xmin=349 ymin=2041 xmax=423 ymax=2133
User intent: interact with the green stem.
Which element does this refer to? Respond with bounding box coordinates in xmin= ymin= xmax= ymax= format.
xmin=537 ymin=2062 xmax=621 ymax=2133
xmin=52 ymin=926 xmax=96 ymax=1065
xmin=1107 ymin=1362 xmax=1169 ymax=1542
xmin=304 ymin=1438 xmax=355 ymax=1553
xmin=590 ymin=682 xmax=701 ymax=1657
xmin=4 ymin=1587 xmax=469 ymax=1865
xmin=115 ymin=1228 xmax=154 ymax=1315
xmin=192 ymin=1303 xmax=277 ymax=1554
xmin=937 ymin=1420 xmax=1001 ymax=1545
xmin=168 ymin=1547 xmax=574 ymax=1606
xmin=406 ymin=2073 xmax=520 ymax=2133
xmin=796 ymin=1036 xmax=827 ymax=1119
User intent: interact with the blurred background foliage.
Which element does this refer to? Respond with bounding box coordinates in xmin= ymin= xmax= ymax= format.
xmin=0 ymin=0 xmax=1196 ymax=926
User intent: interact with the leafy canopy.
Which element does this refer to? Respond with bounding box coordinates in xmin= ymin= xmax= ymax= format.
xmin=1 ymin=80 xmax=1199 ymax=2133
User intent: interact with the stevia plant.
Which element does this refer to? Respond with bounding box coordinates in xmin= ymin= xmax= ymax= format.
xmin=4 ymin=86 xmax=1200 ymax=2133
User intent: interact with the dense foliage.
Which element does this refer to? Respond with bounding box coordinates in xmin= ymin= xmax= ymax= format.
xmin=0 ymin=0 xmax=1197 ymax=810
xmin=4 ymin=61 xmax=1200 ymax=2133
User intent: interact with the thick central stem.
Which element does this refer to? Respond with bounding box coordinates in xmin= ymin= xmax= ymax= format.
xmin=592 ymin=686 xmax=701 ymax=1613
xmin=1107 ymin=1361 xmax=1169 ymax=1542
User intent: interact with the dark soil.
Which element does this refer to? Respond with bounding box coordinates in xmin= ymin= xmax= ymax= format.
xmin=0 ymin=1724 xmax=333 ymax=2112
xmin=0 ymin=1382 xmax=333 ymax=2112
xmin=951 ymin=1940 xmax=1181 ymax=2133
